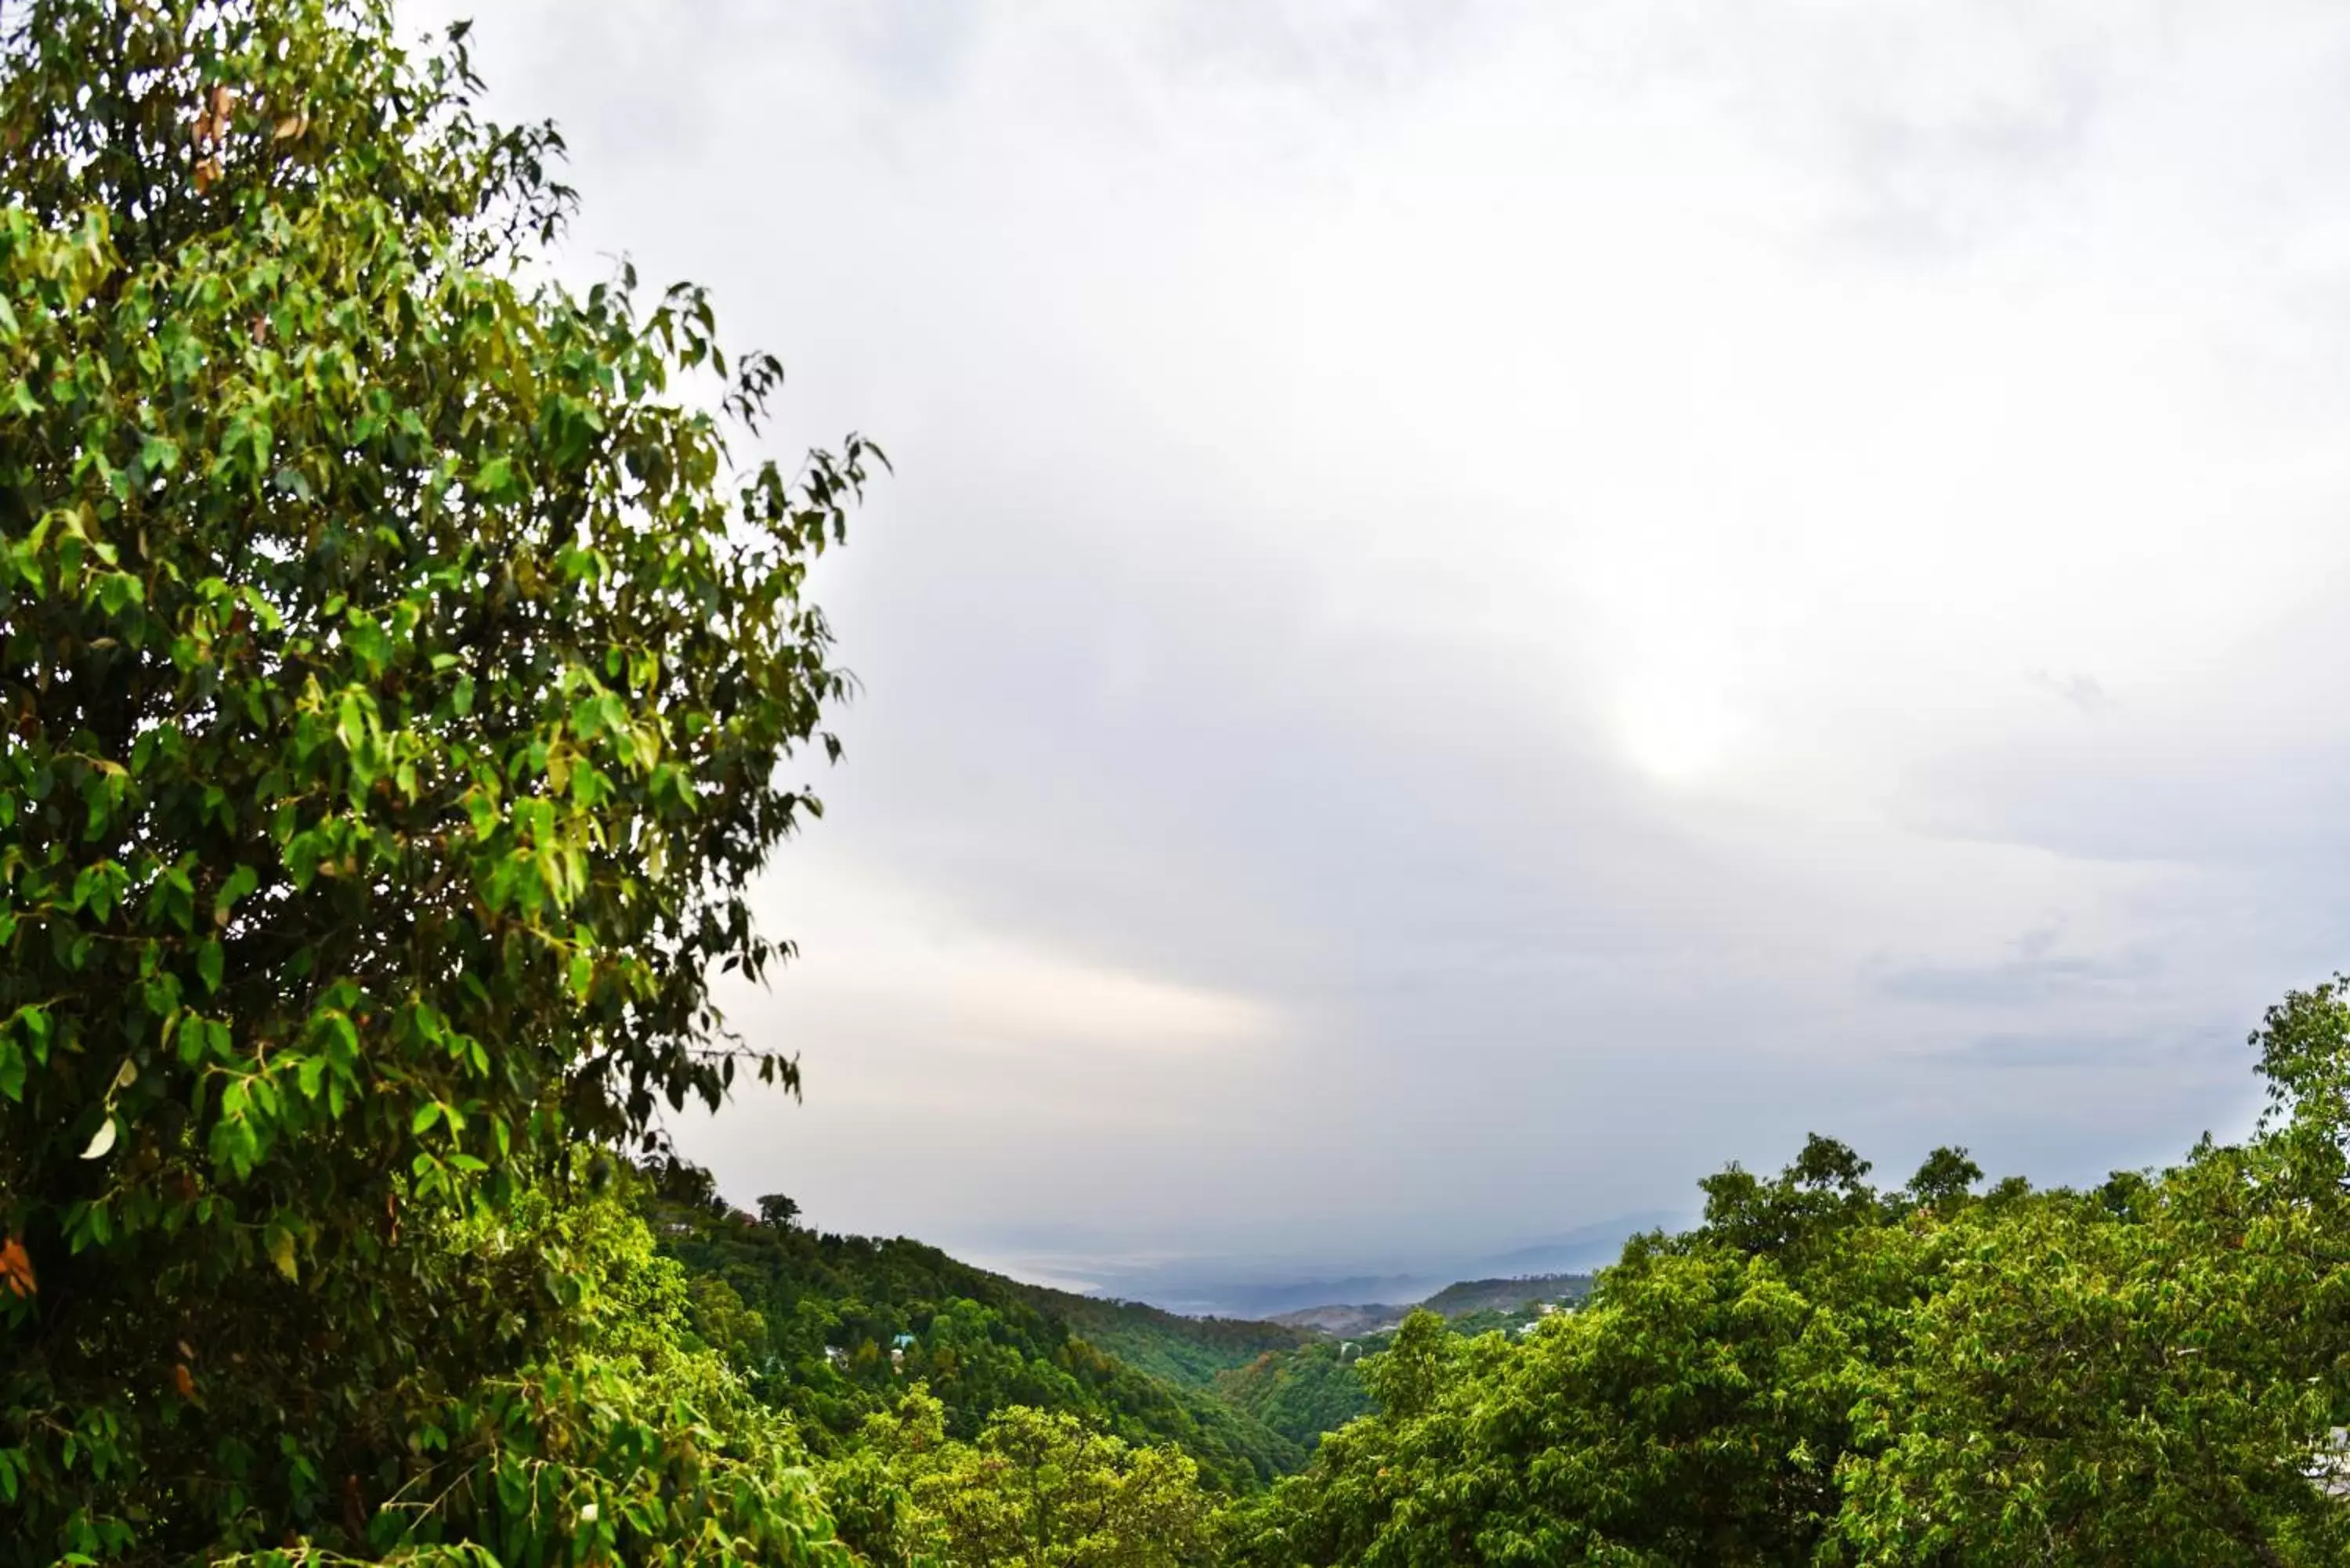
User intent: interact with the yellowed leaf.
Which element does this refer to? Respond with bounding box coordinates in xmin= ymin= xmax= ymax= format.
xmin=0 ymin=1234 xmax=34 ymax=1299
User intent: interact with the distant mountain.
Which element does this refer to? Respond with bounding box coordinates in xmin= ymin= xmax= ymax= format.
xmin=1264 ymin=1270 xmax=1594 ymax=1337
xmin=1269 ymin=1302 xmax=1406 ymax=1335
xmin=1070 ymin=1211 xmax=1680 ymax=1320
xmin=1465 ymin=1212 xmax=1682 ymax=1276
xmin=1418 ymin=1272 xmax=1593 ymax=1318
xmin=1152 ymin=1274 xmax=1452 ymax=1320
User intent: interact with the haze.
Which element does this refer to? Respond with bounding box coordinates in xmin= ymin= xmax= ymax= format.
xmin=416 ymin=1 xmax=2350 ymax=1306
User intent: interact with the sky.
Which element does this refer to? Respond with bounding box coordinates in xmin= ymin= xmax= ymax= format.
xmin=408 ymin=0 xmax=2350 ymax=1306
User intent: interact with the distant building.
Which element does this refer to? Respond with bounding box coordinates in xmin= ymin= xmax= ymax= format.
xmin=2309 ymin=1427 xmax=2350 ymax=1497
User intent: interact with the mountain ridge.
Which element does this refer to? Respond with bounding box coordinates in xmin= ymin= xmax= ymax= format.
xmin=1264 ymin=1270 xmax=1597 ymax=1336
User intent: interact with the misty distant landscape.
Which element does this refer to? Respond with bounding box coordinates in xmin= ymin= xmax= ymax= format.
xmin=1009 ymin=1212 xmax=1674 ymax=1320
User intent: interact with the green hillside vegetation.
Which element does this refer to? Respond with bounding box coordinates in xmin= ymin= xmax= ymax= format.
xmin=1018 ymin=1283 xmax=1318 ymax=1389
xmin=1214 ymin=1340 xmax=1380 ymax=1451
xmin=639 ymin=1160 xmax=1306 ymax=1490
xmin=1211 ymin=1281 xmax=1589 ymax=1453
xmin=1417 ymin=1270 xmax=1593 ymax=1318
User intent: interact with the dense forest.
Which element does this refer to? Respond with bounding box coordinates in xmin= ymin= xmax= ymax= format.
xmin=638 ymin=1159 xmax=1312 ymax=1490
xmin=11 ymin=2 xmax=2350 ymax=1563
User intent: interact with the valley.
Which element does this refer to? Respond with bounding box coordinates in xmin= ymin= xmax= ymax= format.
xmin=646 ymin=1157 xmax=1596 ymax=1477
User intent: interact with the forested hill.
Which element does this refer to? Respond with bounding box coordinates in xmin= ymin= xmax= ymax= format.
xmin=1017 ymin=1282 xmax=1318 ymax=1387
xmin=642 ymin=1159 xmax=1620 ymax=1483
xmin=640 ymin=1162 xmax=1310 ymax=1489
xmin=1418 ymin=1270 xmax=1594 ymax=1317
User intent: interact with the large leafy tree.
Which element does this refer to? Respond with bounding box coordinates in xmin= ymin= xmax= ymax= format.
xmin=832 ymin=1390 xmax=1220 ymax=1568
xmin=0 ymin=0 xmax=875 ymax=1556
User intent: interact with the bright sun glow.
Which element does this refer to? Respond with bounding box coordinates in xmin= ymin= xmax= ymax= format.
xmin=1609 ymin=686 xmax=1747 ymax=787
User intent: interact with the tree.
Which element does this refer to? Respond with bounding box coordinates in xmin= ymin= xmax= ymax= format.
xmin=916 ymin=1407 xmax=1220 ymax=1568
xmin=0 ymin=1 xmax=875 ymax=1557
xmin=1835 ymin=986 xmax=2350 ymax=1565
xmin=761 ymin=1191 xmax=804 ymax=1230
xmin=1353 ymin=1308 xmax=1455 ymax=1424
xmin=1902 ymin=1145 xmax=1983 ymax=1211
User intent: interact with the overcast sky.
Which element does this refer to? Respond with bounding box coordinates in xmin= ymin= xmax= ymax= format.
xmin=413 ymin=1 xmax=2350 ymax=1299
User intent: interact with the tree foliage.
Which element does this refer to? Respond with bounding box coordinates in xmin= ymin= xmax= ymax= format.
xmin=830 ymin=1389 xmax=1220 ymax=1568
xmin=0 ymin=1 xmax=874 ymax=1558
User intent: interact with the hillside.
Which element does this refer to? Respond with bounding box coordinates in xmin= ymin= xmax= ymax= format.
xmin=1017 ymin=1282 xmax=1320 ymax=1387
xmin=1268 ymin=1270 xmax=1596 ymax=1337
xmin=1216 ymin=1339 xmax=1381 ymax=1449
xmin=1270 ymin=1302 xmax=1405 ymax=1335
xmin=649 ymin=1161 xmax=1628 ymax=1485
xmin=641 ymin=1164 xmax=1306 ymax=1490
xmin=1417 ymin=1271 xmax=1594 ymax=1317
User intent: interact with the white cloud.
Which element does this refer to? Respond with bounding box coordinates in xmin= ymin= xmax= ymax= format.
xmin=409 ymin=0 xmax=2350 ymax=1288
xmin=732 ymin=857 xmax=1281 ymax=1060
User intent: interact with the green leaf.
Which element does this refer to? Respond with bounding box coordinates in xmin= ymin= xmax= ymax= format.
xmin=213 ymin=863 xmax=259 ymax=927
xmin=472 ymin=456 xmax=515 ymax=499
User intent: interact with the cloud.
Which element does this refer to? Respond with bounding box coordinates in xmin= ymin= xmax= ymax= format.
xmin=732 ymin=860 xmax=1282 ymax=1061
xmin=1870 ymin=927 xmax=2154 ymax=1006
xmin=406 ymin=0 xmax=2350 ymax=1290
xmin=2029 ymin=670 xmax=2117 ymax=717
xmin=1950 ymin=1031 xmax=2201 ymax=1071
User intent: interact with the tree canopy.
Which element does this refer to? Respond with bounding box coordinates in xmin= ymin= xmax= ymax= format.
xmin=0 ymin=0 xmax=874 ymax=1557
